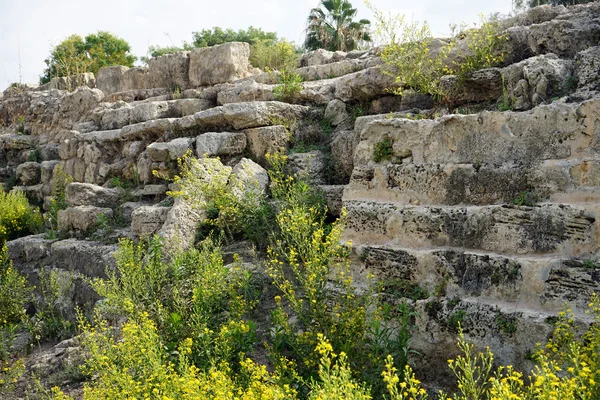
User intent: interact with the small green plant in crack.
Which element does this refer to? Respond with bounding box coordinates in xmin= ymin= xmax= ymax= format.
xmin=448 ymin=295 xmax=461 ymax=308
xmin=582 ymin=259 xmax=599 ymax=269
xmin=373 ymin=136 xmax=394 ymax=163
xmin=16 ymin=116 xmax=26 ymax=135
xmin=381 ymin=278 xmax=429 ymax=301
xmin=497 ymin=76 xmax=513 ymax=112
xmin=495 ymin=312 xmax=518 ymax=336
xmin=511 ymin=191 xmax=538 ymax=207
xmin=448 ymin=309 xmax=467 ymax=332
xmin=273 ymin=69 xmax=303 ymax=102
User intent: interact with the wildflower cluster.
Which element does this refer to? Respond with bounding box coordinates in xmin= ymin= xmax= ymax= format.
xmin=0 ymin=187 xmax=42 ymax=242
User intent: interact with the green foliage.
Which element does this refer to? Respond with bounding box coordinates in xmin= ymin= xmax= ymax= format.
xmin=308 ymin=336 xmax=371 ymax=400
xmin=378 ymin=18 xmax=453 ymax=98
xmin=0 ymin=244 xmax=30 ymax=394
xmin=273 ymin=69 xmax=304 ymax=102
xmin=193 ymin=26 xmax=277 ymax=48
xmin=304 ymin=0 xmax=371 ymax=51
xmin=497 ymin=76 xmax=513 ymax=111
xmin=381 ymin=279 xmax=429 ymax=301
xmin=168 ymin=152 xmax=274 ymax=249
xmin=27 ymin=268 xmax=78 ymax=343
xmin=373 ymin=136 xmax=394 ymax=163
xmin=373 ymin=7 xmax=506 ymax=100
xmin=77 ymin=311 xmax=294 ymax=400
xmin=16 ymin=116 xmax=26 ymax=135
xmin=496 ymin=312 xmax=518 ymax=336
xmin=0 ymin=187 xmax=43 ymax=242
xmin=511 ymin=190 xmax=538 ymax=206
xmin=250 ymin=40 xmax=299 ymax=71
xmin=40 ymin=31 xmax=135 ymax=84
xmin=45 ymin=165 xmax=72 ymax=239
xmin=0 ymin=243 xmax=31 ymax=326
xmin=265 ymin=152 xmax=403 ymax=396
xmin=448 ymin=310 xmax=467 ymax=332
xmin=451 ymin=16 xmax=508 ymax=82
xmin=437 ymin=296 xmax=600 ymax=399
xmin=91 ymin=235 xmax=257 ymax=369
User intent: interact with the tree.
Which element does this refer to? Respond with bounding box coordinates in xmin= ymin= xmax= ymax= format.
xmin=304 ymin=0 xmax=371 ymax=52
xmin=191 ymin=26 xmax=277 ymax=48
xmin=40 ymin=31 xmax=135 ymax=84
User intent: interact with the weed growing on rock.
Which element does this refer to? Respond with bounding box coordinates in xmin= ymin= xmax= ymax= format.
xmin=45 ymin=164 xmax=72 ymax=239
xmin=373 ymin=136 xmax=394 ymax=163
xmin=0 ymin=187 xmax=43 ymax=242
xmin=273 ymin=69 xmax=303 ymax=102
xmin=511 ymin=190 xmax=538 ymax=206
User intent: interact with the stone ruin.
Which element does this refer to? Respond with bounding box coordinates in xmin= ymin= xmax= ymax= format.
xmin=1 ymin=1 xmax=600 ymax=389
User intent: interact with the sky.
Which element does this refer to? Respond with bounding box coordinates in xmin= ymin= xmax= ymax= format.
xmin=0 ymin=0 xmax=513 ymax=89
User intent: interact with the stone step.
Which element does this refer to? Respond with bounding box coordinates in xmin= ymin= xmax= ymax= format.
xmin=355 ymin=244 xmax=600 ymax=313
xmin=353 ymin=99 xmax=600 ymax=168
xmin=410 ymin=295 xmax=594 ymax=389
xmin=344 ymin=200 xmax=598 ymax=256
xmin=60 ymin=102 xmax=308 ymax=184
xmin=91 ymin=97 xmax=214 ymax=131
xmin=345 ymin=158 xmax=600 ymax=207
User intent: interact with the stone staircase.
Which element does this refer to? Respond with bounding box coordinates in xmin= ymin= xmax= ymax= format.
xmin=344 ymin=99 xmax=600 ymax=384
xmin=1 ymin=1 xmax=600 ymax=388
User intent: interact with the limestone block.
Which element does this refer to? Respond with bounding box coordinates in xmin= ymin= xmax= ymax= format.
xmin=96 ymin=66 xmax=129 ymax=95
xmin=196 ymin=132 xmax=246 ymax=157
xmin=16 ymin=162 xmax=41 ymax=185
xmin=148 ymin=52 xmax=190 ymax=90
xmin=58 ymin=206 xmax=113 ymax=232
xmin=189 ymin=42 xmax=251 ymax=86
xmin=66 ymin=182 xmax=120 ymax=208
xmin=244 ymin=125 xmax=289 ymax=166
xmin=131 ymin=206 xmax=170 ymax=237
xmin=288 ymin=151 xmax=327 ymax=184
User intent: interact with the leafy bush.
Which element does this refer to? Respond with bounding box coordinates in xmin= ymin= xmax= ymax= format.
xmin=78 ymin=312 xmax=294 ymax=400
xmin=451 ymin=16 xmax=508 ymax=82
xmin=379 ymin=20 xmax=452 ymax=98
xmin=0 ymin=187 xmax=43 ymax=242
xmin=0 ymin=243 xmax=31 ymax=326
xmin=45 ymin=164 xmax=72 ymax=238
xmin=273 ymin=69 xmax=304 ymax=102
xmin=40 ymin=31 xmax=136 ymax=84
xmin=373 ymin=136 xmax=394 ymax=163
xmin=193 ymin=26 xmax=277 ymax=48
xmin=168 ymin=152 xmax=275 ymax=248
xmin=373 ymin=6 xmax=506 ymax=100
xmin=250 ymin=39 xmax=299 ymax=72
xmin=27 ymin=268 xmax=78 ymax=343
xmin=91 ymin=235 xmax=257 ymax=369
xmin=0 ymin=244 xmax=30 ymax=394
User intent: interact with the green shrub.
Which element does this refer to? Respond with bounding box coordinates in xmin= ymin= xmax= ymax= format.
xmin=168 ymin=152 xmax=275 ymax=248
xmin=452 ymin=15 xmax=508 ymax=82
xmin=0 ymin=244 xmax=30 ymax=394
xmin=45 ymin=165 xmax=72 ymax=239
xmin=250 ymin=39 xmax=299 ymax=72
xmin=0 ymin=243 xmax=31 ymax=326
xmin=0 ymin=188 xmax=43 ymax=242
xmin=379 ymin=20 xmax=452 ymax=98
xmin=26 ymin=268 xmax=78 ymax=344
xmin=91 ymin=235 xmax=257 ymax=369
xmin=273 ymin=69 xmax=303 ymax=102
xmin=373 ymin=136 xmax=394 ymax=163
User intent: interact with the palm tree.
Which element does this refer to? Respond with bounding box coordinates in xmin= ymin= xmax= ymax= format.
xmin=304 ymin=0 xmax=372 ymax=52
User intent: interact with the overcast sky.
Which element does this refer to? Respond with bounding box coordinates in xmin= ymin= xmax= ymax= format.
xmin=0 ymin=0 xmax=513 ymax=89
